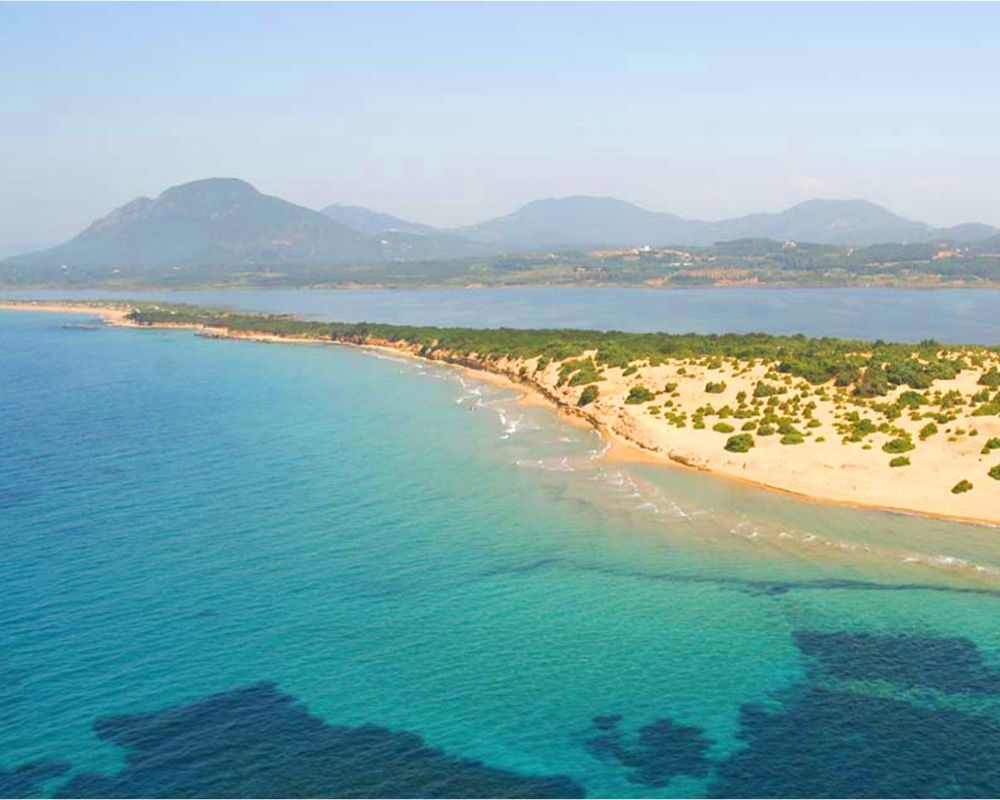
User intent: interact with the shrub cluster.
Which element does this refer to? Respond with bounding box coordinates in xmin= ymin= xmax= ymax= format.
xmin=882 ymin=437 xmax=915 ymax=454
xmin=126 ymin=307 xmax=998 ymax=407
xmin=578 ymin=385 xmax=599 ymax=407
xmin=725 ymin=434 xmax=755 ymax=453
xmin=624 ymin=386 xmax=656 ymax=405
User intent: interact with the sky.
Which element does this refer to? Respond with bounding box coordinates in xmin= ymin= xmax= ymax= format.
xmin=2 ymin=1 xmax=1000 ymax=253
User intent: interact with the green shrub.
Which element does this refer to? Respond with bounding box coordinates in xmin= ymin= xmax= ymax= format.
xmin=889 ymin=456 xmax=910 ymax=467
xmin=854 ymin=366 xmax=890 ymax=398
xmin=939 ymin=390 xmax=965 ymax=409
xmin=781 ymin=432 xmax=805 ymax=445
xmin=558 ymin=357 xmax=604 ymax=387
xmin=988 ymin=464 xmax=1000 ymax=480
xmin=725 ymin=434 xmax=755 ymax=453
xmin=984 ymin=437 xmax=1000 ymax=450
xmin=578 ymin=385 xmax=599 ymax=407
xmin=127 ymin=309 xmax=995 ymax=404
xmin=897 ymin=390 xmax=927 ymax=407
xmin=882 ymin=437 xmax=915 ymax=454
xmin=713 ymin=422 xmax=735 ymax=433
xmin=705 ymin=381 xmax=727 ymax=394
xmin=758 ymin=424 xmax=775 ymax=436
xmin=951 ymin=479 xmax=973 ymax=494
xmin=978 ymin=367 xmax=1000 ymax=388
xmin=919 ymin=422 xmax=938 ymax=440
xmin=663 ymin=382 xmax=678 ymax=393
xmin=624 ymin=386 xmax=655 ymax=404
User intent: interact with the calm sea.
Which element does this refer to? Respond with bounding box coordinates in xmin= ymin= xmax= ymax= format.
xmin=5 ymin=286 xmax=1000 ymax=342
xmin=2 ymin=305 xmax=1000 ymax=798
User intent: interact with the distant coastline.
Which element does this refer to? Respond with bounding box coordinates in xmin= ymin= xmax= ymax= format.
xmin=4 ymin=179 xmax=1000 ymax=291
xmin=3 ymin=279 xmax=1000 ymax=292
xmin=4 ymin=299 xmax=1000 ymax=528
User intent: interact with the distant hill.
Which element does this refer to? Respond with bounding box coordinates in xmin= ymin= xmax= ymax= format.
xmin=3 ymin=179 xmax=997 ymax=285
xmin=320 ymin=203 xmax=492 ymax=259
xmin=453 ymin=196 xmax=709 ymax=249
xmin=455 ymin=196 xmax=997 ymax=249
xmin=711 ymin=199 xmax=933 ymax=246
xmin=934 ymin=222 xmax=1000 ymax=244
xmin=320 ymin=204 xmax=436 ymax=237
xmin=1 ymin=178 xmax=382 ymax=282
xmin=976 ymin=233 xmax=1000 ymax=252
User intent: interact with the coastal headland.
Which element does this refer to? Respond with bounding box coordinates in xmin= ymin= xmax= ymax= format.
xmin=4 ymin=299 xmax=1000 ymax=527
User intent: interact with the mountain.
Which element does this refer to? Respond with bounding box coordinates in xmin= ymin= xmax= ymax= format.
xmin=4 ymin=181 xmax=998 ymax=285
xmin=451 ymin=196 xmax=994 ymax=249
xmin=320 ymin=203 xmax=492 ymax=259
xmin=454 ymin=196 xmax=709 ymax=249
xmin=932 ymin=222 xmax=1000 ymax=244
xmin=976 ymin=233 xmax=1000 ymax=252
xmin=320 ymin=204 xmax=437 ymax=237
xmin=1 ymin=178 xmax=382 ymax=280
xmin=712 ymin=199 xmax=934 ymax=246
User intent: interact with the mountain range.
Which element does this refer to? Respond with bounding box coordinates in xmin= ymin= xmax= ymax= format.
xmin=3 ymin=178 xmax=998 ymax=281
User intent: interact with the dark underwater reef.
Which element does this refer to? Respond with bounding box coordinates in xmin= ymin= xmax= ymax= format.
xmin=5 ymin=627 xmax=1000 ymax=798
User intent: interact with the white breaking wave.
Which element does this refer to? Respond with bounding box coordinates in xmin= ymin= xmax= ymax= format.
xmin=588 ymin=440 xmax=612 ymax=461
xmin=514 ymin=458 xmax=575 ymax=472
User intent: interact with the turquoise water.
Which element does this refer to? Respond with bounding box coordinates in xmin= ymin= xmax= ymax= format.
xmin=5 ymin=286 xmax=1000 ymax=342
xmin=3 ymin=310 xmax=1000 ymax=798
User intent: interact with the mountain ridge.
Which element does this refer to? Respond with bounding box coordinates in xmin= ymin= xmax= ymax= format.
xmin=389 ymin=195 xmax=998 ymax=249
xmin=3 ymin=178 xmax=381 ymax=280
xmin=4 ymin=179 xmax=998 ymax=282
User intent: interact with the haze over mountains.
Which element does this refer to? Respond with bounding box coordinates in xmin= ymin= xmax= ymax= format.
xmin=3 ymin=178 xmax=998 ymax=282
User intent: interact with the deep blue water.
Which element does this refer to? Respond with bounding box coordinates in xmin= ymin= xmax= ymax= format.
xmin=3 ymin=309 xmax=1000 ymax=798
xmin=4 ymin=286 xmax=1000 ymax=343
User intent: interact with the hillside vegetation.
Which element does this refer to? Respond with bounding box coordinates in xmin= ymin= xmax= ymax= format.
xmin=128 ymin=304 xmax=997 ymax=391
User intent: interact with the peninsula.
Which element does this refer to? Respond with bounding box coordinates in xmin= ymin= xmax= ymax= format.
xmin=4 ymin=299 xmax=1000 ymax=526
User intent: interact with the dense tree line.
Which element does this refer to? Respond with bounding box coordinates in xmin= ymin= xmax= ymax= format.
xmin=127 ymin=304 xmax=997 ymax=393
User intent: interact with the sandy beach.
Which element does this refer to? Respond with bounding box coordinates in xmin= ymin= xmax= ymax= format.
xmin=0 ymin=301 xmax=135 ymax=325
xmin=4 ymin=300 xmax=999 ymax=527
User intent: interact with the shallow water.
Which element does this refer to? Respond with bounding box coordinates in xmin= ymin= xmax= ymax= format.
xmin=2 ymin=310 xmax=1000 ymax=798
xmin=5 ymin=286 xmax=1000 ymax=343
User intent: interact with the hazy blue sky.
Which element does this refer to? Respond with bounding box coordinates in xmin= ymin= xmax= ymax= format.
xmin=2 ymin=2 xmax=999 ymax=251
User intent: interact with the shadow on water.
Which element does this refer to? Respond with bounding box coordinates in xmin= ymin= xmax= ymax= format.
xmin=0 ymin=762 xmax=69 ymax=799
xmin=49 ymin=683 xmax=583 ymax=799
xmin=584 ymin=716 xmax=711 ymax=787
xmin=583 ymin=628 xmax=1000 ymax=798
xmin=795 ymin=630 xmax=1000 ymax=696
xmin=478 ymin=557 xmax=1000 ymax=599
xmin=5 ymin=628 xmax=999 ymax=798
xmin=708 ymin=684 xmax=1000 ymax=798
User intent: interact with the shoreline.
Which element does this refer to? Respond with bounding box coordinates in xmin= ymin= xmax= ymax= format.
xmin=3 ymin=300 xmax=999 ymax=529
xmin=3 ymin=281 xmax=1000 ymax=294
